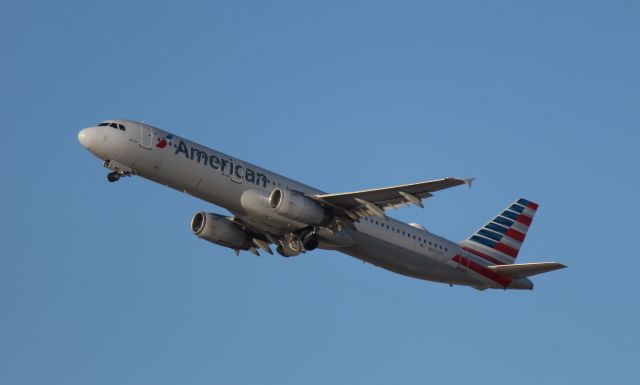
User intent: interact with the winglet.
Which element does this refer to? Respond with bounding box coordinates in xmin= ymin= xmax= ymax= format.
xmin=464 ymin=178 xmax=475 ymax=188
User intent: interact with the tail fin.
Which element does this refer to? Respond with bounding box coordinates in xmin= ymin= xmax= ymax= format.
xmin=460 ymin=198 xmax=539 ymax=265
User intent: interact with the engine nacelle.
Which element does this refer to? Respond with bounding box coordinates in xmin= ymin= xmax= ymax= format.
xmin=268 ymin=188 xmax=330 ymax=226
xmin=191 ymin=212 xmax=252 ymax=250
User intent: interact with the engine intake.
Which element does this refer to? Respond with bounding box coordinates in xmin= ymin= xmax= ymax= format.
xmin=268 ymin=188 xmax=330 ymax=226
xmin=191 ymin=212 xmax=252 ymax=250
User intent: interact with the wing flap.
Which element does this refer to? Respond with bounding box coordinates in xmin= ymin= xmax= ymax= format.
xmin=487 ymin=262 xmax=567 ymax=278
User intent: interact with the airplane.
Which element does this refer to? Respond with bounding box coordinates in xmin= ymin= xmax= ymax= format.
xmin=78 ymin=119 xmax=565 ymax=290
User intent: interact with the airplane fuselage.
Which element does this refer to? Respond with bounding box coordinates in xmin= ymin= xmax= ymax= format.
xmin=78 ymin=120 xmax=535 ymax=290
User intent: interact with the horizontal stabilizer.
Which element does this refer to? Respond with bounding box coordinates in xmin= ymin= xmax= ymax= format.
xmin=487 ymin=262 xmax=566 ymax=278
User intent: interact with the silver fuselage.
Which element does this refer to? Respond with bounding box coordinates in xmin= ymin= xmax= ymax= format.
xmin=78 ymin=120 xmax=533 ymax=290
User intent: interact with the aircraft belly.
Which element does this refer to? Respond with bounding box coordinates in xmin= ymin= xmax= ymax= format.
xmin=339 ymin=232 xmax=476 ymax=285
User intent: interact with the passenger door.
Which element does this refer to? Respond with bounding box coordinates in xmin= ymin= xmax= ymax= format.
xmin=140 ymin=125 xmax=153 ymax=149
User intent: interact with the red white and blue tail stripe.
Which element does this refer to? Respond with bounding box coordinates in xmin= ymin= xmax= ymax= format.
xmin=460 ymin=198 xmax=538 ymax=265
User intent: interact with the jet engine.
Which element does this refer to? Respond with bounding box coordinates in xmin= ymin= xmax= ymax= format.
xmin=268 ymin=188 xmax=330 ymax=226
xmin=191 ymin=212 xmax=253 ymax=250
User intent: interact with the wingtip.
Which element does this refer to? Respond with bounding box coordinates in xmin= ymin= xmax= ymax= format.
xmin=464 ymin=177 xmax=476 ymax=188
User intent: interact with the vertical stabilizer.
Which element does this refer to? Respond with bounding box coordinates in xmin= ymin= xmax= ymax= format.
xmin=460 ymin=198 xmax=539 ymax=265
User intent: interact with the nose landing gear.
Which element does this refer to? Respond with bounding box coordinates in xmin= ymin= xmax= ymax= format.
xmin=107 ymin=172 xmax=120 ymax=182
xmin=107 ymin=170 xmax=133 ymax=182
xmin=103 ymin=160 xmax=134 ymax=183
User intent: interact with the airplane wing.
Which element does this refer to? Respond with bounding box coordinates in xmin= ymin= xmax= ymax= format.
xmin=310 ymin=177 xmax=474 ymax=220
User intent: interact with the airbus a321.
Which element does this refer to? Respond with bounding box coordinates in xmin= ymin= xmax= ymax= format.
xmin=78 ymin=120 xmax=565 ymax=290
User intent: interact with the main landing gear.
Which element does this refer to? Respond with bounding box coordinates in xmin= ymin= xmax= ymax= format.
xmin=275 ymin=228 xmax=320 ymax=257
xmin=301 ymin=230 xmax=319 ymax=251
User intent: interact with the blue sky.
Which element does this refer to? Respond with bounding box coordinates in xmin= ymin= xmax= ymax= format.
xmin=1 ymin=1 xmax=639 ymax=384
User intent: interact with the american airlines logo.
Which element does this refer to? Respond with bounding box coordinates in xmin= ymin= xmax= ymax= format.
xmin=155 ymin=133 xmax=174 ymax=149
xmin=173 ymin=139 xmax=269 ymax=188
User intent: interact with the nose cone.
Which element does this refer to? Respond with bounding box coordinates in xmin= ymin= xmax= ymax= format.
xmin=78 ymin=127 xmax=95 ymax=149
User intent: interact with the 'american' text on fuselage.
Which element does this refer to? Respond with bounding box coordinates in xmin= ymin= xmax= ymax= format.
xmin=175 ymin=140 xmax=268 ymax=187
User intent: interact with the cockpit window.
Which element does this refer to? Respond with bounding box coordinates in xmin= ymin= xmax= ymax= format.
xmin=97 ymin=122 xmax=126 ymax=131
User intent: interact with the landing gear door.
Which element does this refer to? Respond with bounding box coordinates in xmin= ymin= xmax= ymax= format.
xmin=140 ymin=125 xmax=153 ymax=149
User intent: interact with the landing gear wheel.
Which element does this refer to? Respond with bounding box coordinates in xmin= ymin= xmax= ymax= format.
xmin=276 ymin=245 xmax=290 ymax=257
xmin=302 ymin=234 xmax=319 ymax=251
xmin=107 ymin=172 xmax=120 ymax=182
